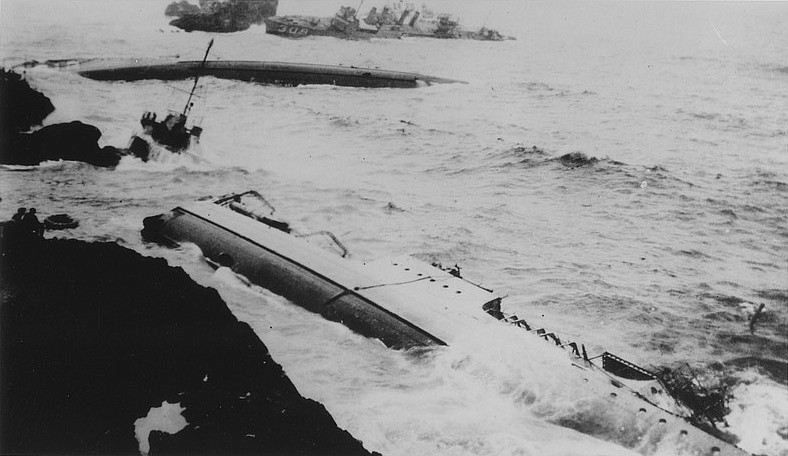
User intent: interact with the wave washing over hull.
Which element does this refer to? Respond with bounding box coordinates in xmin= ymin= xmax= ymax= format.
xmin=1 ymin=0 xmax=787 ymax=455
xmin=140 ymin=193 xmax=749 ymax=454
xmin=203 ymin=266 xmax=643 ymax=456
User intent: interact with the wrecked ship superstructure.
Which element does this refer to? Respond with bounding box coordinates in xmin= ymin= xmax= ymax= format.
xmin=166 ymin=0 xmax=278 ymax=33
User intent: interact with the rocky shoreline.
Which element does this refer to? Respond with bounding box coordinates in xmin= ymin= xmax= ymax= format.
xmin=0 ymin=69 xmax=122 ymax=167
xmin=0 ymin=227 xmax=377 ymax=455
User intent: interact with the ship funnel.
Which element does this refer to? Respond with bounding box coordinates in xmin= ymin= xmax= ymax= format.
xmin=397 ymin=10 xmax=410 ymax=25
xmin=408 ymin=11 xmax=420 ymax=27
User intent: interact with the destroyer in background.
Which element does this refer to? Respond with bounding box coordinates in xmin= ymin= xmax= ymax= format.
xmin=142 ymin=191 xmax=746 ymax=456
xmin=363 ymin=3 xmax=514 ymax=40
xmin=166 ymin=0 xmax=278 ymax=33
xmin=264 ymin=6 xmax=377 ymax=40
xmin=265 ymin=4 xmax=514 ymax=41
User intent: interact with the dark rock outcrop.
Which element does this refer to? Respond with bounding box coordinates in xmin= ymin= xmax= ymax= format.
xmin=0 ymin=69 xmax=54 ymax=133
xmin=0 ymin=228 xmax=376 ymax=456
xmin=169 ymin=0 xmax=278 ymax=33
xmin=556 ymin=152 xmax=599 ymax=168
xmin=7 ymin=121 xmax=122 ymax=167
xmin=165 ymin=0 xmax=201 ymax=17
xmin=0 ymin=69 xmax=122 ymax=167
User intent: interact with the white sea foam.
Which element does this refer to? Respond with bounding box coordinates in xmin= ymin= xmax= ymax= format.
xmin=204 ymin=267 xmax=640 ymax=455
xmin=726 ymin=370 xmax=788 ymax=456
xmin=133 ymin=401 xmax=188 ymax=455
xmin=1 ymin=0 xmax=786 ymax=454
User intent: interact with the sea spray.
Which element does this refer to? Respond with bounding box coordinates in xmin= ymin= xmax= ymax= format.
xmin=2 ymin=1 xmax=786 ymax=454
xmin=134 ymin=401 xmax=188 ymax=455
xmin=204 ymin=265 xmax=678 ymax=455
xmin=725 ymin=370 xmax=788 ymax=456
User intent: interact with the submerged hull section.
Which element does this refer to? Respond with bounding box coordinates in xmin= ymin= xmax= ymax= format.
xmin=143 ymin=196 xmax=749 ymax=456
xmin=74 ymin=59 xmax=463 ymax=88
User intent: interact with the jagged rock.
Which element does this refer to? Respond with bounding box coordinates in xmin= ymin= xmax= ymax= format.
xmin=0 ymin=230 xmax=377 ymax=456
xmin=0 ymin=69 xmax=54 ymax=132
xmin=169 ymin=0 xmax=278 ymax=33
xmin=10 ymin=121 xmax=122 ymax=167
xmin=0 ymin=69 xmax=122 ymax=167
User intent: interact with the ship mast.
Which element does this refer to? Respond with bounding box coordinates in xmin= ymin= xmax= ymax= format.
xmin=182 ymin=39 xmax=214 ymax=117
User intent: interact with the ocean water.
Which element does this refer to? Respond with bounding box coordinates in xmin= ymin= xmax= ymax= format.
xmin=1 ymin=0 xmax=786 ymax=455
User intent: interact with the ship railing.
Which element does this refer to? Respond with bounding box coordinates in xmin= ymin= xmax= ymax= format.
xmin=213 ymin=191 xmax=348 ymax=258
xmin=294 ymin=230 xmax=348 ymax=258
xmin=482 ymin=298 xmax=736 ymax=434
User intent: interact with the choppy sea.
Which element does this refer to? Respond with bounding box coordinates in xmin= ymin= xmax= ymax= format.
xmin=1 ymin=0 xmax=786 ymax=454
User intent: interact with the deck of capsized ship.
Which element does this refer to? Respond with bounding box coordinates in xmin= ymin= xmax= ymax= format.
xmin=152 ymin=200 xmax=500 ymax=347
xmin=146 ymin=200 xmax=750 ymax=456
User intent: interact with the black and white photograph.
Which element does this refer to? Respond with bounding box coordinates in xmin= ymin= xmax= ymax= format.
xmin=1 ymin=0 xmax=786 ymax=455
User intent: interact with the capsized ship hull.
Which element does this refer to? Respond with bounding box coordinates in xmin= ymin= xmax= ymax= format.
xmin=142 ymin=193 xmax=749 ymax=456
xmin=71 ymin=58 xmax=463 ymax=88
